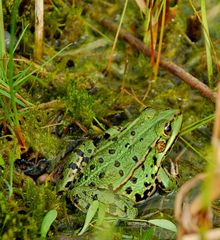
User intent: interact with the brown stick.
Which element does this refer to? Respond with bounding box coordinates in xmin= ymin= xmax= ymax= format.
xmin=99 ymin=18 xmax=217 ymax=102
xmin=34 ymin=0 xmax=44 ymax=61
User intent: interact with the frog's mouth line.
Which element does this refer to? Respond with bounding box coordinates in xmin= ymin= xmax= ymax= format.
xmin=163 ymin=113 xmax=183 ymax=154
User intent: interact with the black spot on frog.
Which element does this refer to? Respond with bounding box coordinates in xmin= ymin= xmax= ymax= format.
xmin=112 ymin=137 xmax=118 ymax=142
xmin=144 ymin=182 xmax=151 ymax=188
xmin=125 ymin=143 xmax=130 ymax=148
xmin=114 ymin=160 xmax=120 ymax=167
xmin=104 ymin=132 xmax=111 ymax=139
xmin=90 ymin=164 xmax=95 ymax=171
xmin=125 ymin=186 xmax=132 ymax=194
xmin=65 ymin=181 xmax=72 ymax=188
xmin=92 ymin=194 xmax=98 ymax=200
xmin=99 ymin=157 xmax=104 ymax=163
xmin=73 ymin=194 xmax=79 ymax=204
xmin=69 ymin=162 xmax=78 ymax=170
xmin=119 ymin=170 xmax=124 ymax=176
xmin=132 ymin=155 xmax=138 ymax=162
xmin=89 ymin=182 xmax=96 ymax=187
xmin=109 ymin=149 xmax=116 ymax=154
xmin=153 ymin=156 xmax=157 ymax=165
xmin=99 ymin=172 xmax=105 ymax=179
xmin=87 ymin=149 xmax=93 ymax=154
xmin=135 ymin=193 xmax=142 ymax=202
xmin=85 ymin=203 xmax=91 ymax=209
xmin=131 ymin=130 xmax=136 ymax=136
xmin=76 ymin=149 xmax=84 ymax=157
xmin=82 ymin=157 xmax=90 ymax=164
xmin=130 ymin=177 xmax=137 ymax=184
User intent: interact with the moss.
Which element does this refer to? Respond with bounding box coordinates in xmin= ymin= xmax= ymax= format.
xmin=0 ymin=175 xmax=60 ymax=239
xmin=66 ymin=80 xmax=95 ymax=126
xmin=22 ymin=110 xmax=65 ymax=165
xmin=61 ymin=8 xmax=85 ymax=44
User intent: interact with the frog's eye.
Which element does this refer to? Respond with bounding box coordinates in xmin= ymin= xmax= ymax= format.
xmin=164 ymin=123 xmax=172 ymax=136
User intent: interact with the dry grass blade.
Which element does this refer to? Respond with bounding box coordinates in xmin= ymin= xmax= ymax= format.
xmin=212 ymin=82 xmax=220 ymax=163
xmin=134 ymin=0 xmax=146 ymax=13
xmin=0 ymin=83 xmax=32 ymax=107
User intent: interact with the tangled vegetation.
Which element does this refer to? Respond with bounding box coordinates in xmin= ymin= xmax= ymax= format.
xmin=0 ymin=0 xmax=220 ymax=239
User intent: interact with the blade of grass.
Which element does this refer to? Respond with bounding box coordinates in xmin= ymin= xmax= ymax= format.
xmin=0 ymin=0 xmax=6 ymax=64
xmin=8 ymin=145 xmax=16 ymax=197
xmin=105 ymin=0 xmax=128 ymax=72
xmin=8 ymin=0 xmax=20 ymax=126
xmin=0 ymin=88 xmax=26 ymax=106
xmin=0 ymin=78 xmax=9 ymax=87
xmin=155 ymin=0 xmax=166 ymax=77
xmin=13 ymin=43 xmax=71 ymax=88
xmin=12 ymin=24 xmax=29 ymax=54
xmin=201 ymin=0 xmax=213 ymax=88
xmin=189 ymin=0 xmax=214 ymax=87
xmin=180 ymin=114 xmax=215 ymax=136
xmin=180 ymin=136 xmax=206 ymax=160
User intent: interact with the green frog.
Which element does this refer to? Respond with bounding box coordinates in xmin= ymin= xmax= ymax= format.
xmin=57 ymin=108 xmax=182 ymax=218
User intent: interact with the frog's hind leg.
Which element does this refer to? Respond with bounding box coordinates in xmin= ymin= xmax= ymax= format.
xmin=69 ymin=187 xmax=137 ymax=218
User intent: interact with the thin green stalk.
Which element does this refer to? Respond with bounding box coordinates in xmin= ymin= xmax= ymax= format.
xmin=0 ymin=0 xmax=5 ymax=62
xmin=0 ymin=20 xmax=7 ymax=81
xmin=8 ymin=145 xmax=16 ymax=197
xmin=106 ymin=0 xmax=128 ymax=71
xmin=13 ymin=43 xmax=71 ymax=88
xmin=180 ymin=136 xmax=205 ymax=160
xmin=180 ymin=114 xmax=215 ymax=136
xmin=201 ymin=0 xmax=213 ymax=88
xmin=155 ymin=0 xmax=166 ymax=77
xmin=111 ymin=0 xmax=128 ymax=54
xmin=8 ymin=0 xmax=20 ymax=126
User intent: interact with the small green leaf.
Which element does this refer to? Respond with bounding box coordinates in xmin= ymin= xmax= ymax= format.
xmin=78 ymin=200 xmax=99 ymax=236
xmin=148 ymin=219 xmax=177 ymax=232
xmin=0 ymin=154 xmax=5 ymax=168
xmin=40 ymin=209 xmax=57 ymax=238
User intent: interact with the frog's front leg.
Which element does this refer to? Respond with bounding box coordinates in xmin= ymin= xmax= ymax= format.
xmin=69 ymin=187 xmax=138 ymax=218
xmin=157 ymin=161 xmax=178 ymax=193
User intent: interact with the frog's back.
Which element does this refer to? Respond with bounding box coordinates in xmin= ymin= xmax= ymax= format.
xmin=73 ymin=108 xmax=182 ymax=201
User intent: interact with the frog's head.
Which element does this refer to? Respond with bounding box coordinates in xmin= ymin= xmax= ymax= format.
xmin=152 ymin=109 xmax=182 ymax=155
xmin=129 ymin=109 xmax=182 ymax=201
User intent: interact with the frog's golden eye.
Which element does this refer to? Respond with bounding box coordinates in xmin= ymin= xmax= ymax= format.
xmin=164 ymin=123 xmax=172 ymax=136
